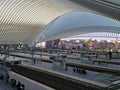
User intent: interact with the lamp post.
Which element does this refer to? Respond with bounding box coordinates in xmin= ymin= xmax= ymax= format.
xmin=0 ymin=45 xmax=10 ymax=77
xmin=31 ymin=46 xmax=35 ymax=64
xmin=39 ymin=48 xmax=42 ymax=64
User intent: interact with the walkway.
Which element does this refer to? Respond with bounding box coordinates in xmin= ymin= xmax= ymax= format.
xmin=0 ymin=71 xmax=54 ymax=90
xmin=0 ymin=52 xmax=120 ymax=88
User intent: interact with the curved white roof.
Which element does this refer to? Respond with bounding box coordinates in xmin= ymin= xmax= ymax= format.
xmin=0 ymin=0 xmax=120 ymax=44
xmin=62 ymin=32 xmax=120 ymax=40
xmin=35 ymin=12 xmax=120 ymax=42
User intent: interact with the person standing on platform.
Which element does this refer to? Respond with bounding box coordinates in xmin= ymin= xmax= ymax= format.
xmin=96 ymin=51 xmax=99 ymax=59
xmin=21 ymin=84 xmax=25 ymax=90
xmin=108 ymin=50 xmax=112 ymax=60
xmin=17 ymin=81 xmax=21 ymax=90
xmin=33 ymin=59 xmax=36 ymax=64
xmin=6 ymin=73 xmax=10 ymax=83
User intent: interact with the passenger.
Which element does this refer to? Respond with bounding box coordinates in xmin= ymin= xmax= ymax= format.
xmin=32 ymin=59 xmax=36 ymax=64
xmin=21 ymin=84 xmax=25 ymax=90
xmin=73 ymin=67 xmax=76 ymax=73
xmin=78 ymin=68 xmax=81 ymax=73
xmin=33 ymin=59 xmax=36 ymax=64
xmin=65 ymin=66 xmax=68 ymax=71
xmin=98 ymin=61 xmax=100 ymax=65
xmin=108 ymin=50 xmax=112 ymax=60
xmin=96 ymin=52 xmax=99 ymax=59
xmin=81 ymin=69 xmax=87 ymax=74
xmin=6 ymin=73 xmax=10 ymax=83
xmin=84 ymin=70 xmax=87 ymax=74
xmin=77 ymin=68 xmax=79 ymax=73
xmin=13 ymin=79 xmax=16 ymax=87
xmin=17 ymin=81 xmax=21 ymax=90
xmin=0 ymin=75 xmax=3 ymax=80
xmin=11 ymin=79 xmax=16 ymax=87
xmin=11 ymin=79 xmax=14 ymax=87
xmin=57 ymin=53 xmax=60 ymax=59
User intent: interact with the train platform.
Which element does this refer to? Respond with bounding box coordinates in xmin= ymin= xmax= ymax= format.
xmin=0 ymin=52 xmax=120 ymax=89
xmin=8 ymin=52 xmax=120 ymax=69
xmin=0 ymin=71 xmax=54 ymax=90
xmin=21 ymin=60 xmax=120 ymax=85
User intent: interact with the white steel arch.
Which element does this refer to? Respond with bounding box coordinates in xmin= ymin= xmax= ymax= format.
xmin=35 ymin=12 xmax=120 ymax=42
xmin=0 ymin=0 xmax=95 ymax=44
xmin=67 ymin=32 xmax=120 ymax=39
xmin=0 ymin=0 xmax=120 ymax=44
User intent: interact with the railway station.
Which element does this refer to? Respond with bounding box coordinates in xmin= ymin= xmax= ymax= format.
xmin=0 ymin=0 xmax=120 ymax=90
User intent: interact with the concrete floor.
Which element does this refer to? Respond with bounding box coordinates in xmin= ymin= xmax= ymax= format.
xmin=0 ymin=53 xmax=120 ymax=89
